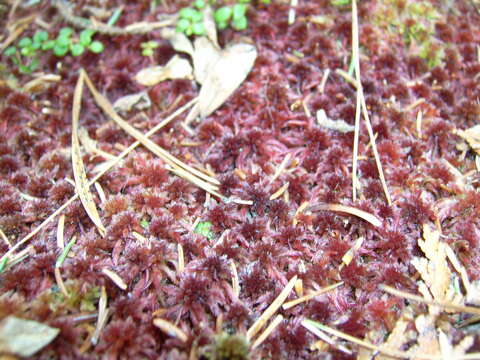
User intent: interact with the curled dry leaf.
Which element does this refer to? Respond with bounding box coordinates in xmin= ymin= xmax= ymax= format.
xmin=454 ymin=125 xmax=480 ymax=155
xmin=112 ymin=91 xmax=151 ymax=114
xmin=135 ymin=55 xmax=193 ymax=86
xmin=202 ymin=5 xmax=219 ymax=49
xmin=316 ymin=109 xmax=355 ymax=133
xmin=0 ymin=316 xmax=60 ymax=357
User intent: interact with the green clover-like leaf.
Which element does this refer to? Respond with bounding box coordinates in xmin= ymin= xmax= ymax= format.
xmin=59 ymin=27 xmax=74 ymax=37
xmin=232 ymin=15 xmax=248 ymax=31
xmin=18 ymin=37 xmax=33 ymax=48
xmin=4 ymin=46 xmax=17 ymax=57
xmin=214 ymin=6 xmax=232 ymax=24
xmin=79 ymin=29 xmax=95 ymax=46
xmin=53 ymin=44 xmax=69 ymax=57
xmin=70 ymin=43 xmax=85 ymax=56
xmin=88 ymin=41 xmax=104 ymax=54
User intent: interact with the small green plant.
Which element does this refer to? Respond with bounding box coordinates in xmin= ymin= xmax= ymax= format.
xmin=214 ymin=3 xmax=248 ymax=31
xmin=176 ymin=1 xmax=206 ymax=36
xmin=140 ymin=40 xmax=159 ymax=56
xmin=203 ymin=333 xmax=250 ymax=360
xmin=194 ymin=221 xmax=214 ymax=240
xmin=3 ymin=27 xmax=105 ymax=74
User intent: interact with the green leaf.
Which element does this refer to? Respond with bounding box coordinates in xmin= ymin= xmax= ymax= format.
xmin=53 ymin=44 xmax=69 ymax=57
xmin=20 ymin=47 xmax=36 ymax=57
xmin=191 ymin=10 xmax=203 ymax=23
xmin=193 ymin=0 xmax=205 ymax=9
xmin=18 ymin=37 xmax=32 ymax=48
xmin=217 ymin=21 xmax=228 ymax=30
xmin=232 ymin=15 xmax=248 ymax=31
xmin=176 ymin=18 xmax=191 ymax=33
xmin=179 ymin=7 xmax=197 ymax=20
xmin=41 ymin=40 xmax=55 ymax=51
xmin=19 ymin=64 xmax=32 ymax=74
xmin=56 ymin=35 xmax=71 ymax=48
xmin=56 ymin=237 xmax=77 ymax=268
xmin=330 ymin=0 xmax=350 ymax=6
xmin=142 ymin=48 xmax=154 ymax=56
xmin=31 ymin=41 xmax=42 ymax=50
xmin=29 ymin=57 xmax=40 ymax=71
xmin=192 ymin=22 xmax=205 ymax=36
xmin=70 ymin=43 xmax=85 ymax=56
xmin=59 ymin=27 xmax=73 ymax=37
xmin=194 ymin=221 xmax=214 ymax=240
xmin=214 ymin=6 xmax=232 ymax=24
xmin=33 ymin=30 xmax=49 ymax=44
xmin=0 ymin=257 xmax=8 ymax=273
xmin=107 ymin=7 xmax=123 ymax=26
xmin=140 ymin=219 xmax=150 ymax=229
xmin=4 ymin=46 xmax=17 ymax=57
xmin=88 ymin=41 xmax=104 ymax=53
xmin=232 ymin=4 xmax=247 ymax=20
xmin=79 ymin=29 xmax=95 ymax=46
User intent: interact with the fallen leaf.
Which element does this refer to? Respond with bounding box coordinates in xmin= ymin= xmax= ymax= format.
xmin=192 ymin=36 xmax=221 ymax=85
xmin=161 ymin=28 xmax=194 ymax=57
xmin=411 ymin=224 xmax=451 ymax=305
xmin=0 ymin=316 xmax=59 ymax=357
xmin=71 ymin=72 xmax=106 ymax=237
xmin=197 ymin=42 xmax=257 ymax=118
xmin=202 ymin=5 xmax=219 ymax=48
xmin=135 ymin=55 xmax=193 ymax=86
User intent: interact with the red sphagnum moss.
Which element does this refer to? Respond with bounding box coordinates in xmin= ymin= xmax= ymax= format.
xmin=1 ymin=0 xmax=480 ymax=358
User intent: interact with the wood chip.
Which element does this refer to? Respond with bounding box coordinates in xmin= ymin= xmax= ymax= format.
xmin=247 ymin=275 xmax=297 ymax=341
xmin=283 ymin=282 xmax=343 ymax=310
xmin=71 ymin=72 xmax=106 ymax=237
xmin=102 ymin=268 xmax=127 ymax=290
xmin=153 ymin=318 xmax=188 ymax=342
xmin=308 ymin=203 xmax=381 ymax=227
xmin=252 ymin=315 xmax=283 ymax=349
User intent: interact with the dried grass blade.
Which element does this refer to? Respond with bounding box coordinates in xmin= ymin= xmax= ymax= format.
xmin=301 ymin=320 xmax=352 ymax=355
xmin=252 ymin=315 xmax=283 ymax=350
xmin=302 ymin=319 xmax=480 ymax=360
xmin=82 ymin=70 xmax=220 ymax=187
xmin=178 ymin=243 xmax=184 ymax=273
xmin=0 ymin=98 xmax=197 ymax=265
xmin=379 ymin=284 xmax=480 ymax=316
xmin=351 ymin=0 xmax=391 ymax=205
xmin=270 ymin=153 xmax=291 ymax=184
xmin=309 ymin=203 xmax=381 ymax=227
xmin=282 ymin=282 xmax=343 ymax=310
xmin=54 ymin=267 xmax=69 ymax=297
xmin=247 ymin=275 xmax=297 ymax=341
xmin=230 ymin=261 xmax=240 ymax=298
xmin=102 ymin=268 xmax=127 ymax=290
xmin=92 ymin=286 xmax=108 ymax=345
xmin=71 ymin=72 xmax=106 ymax=237
xmin=153 ymin=318 xmax=188 ymax=342
xmin=56 ymin=215 xmax=65 ymax=249
xmin=0 ymin=228 xmax=12 ymax=247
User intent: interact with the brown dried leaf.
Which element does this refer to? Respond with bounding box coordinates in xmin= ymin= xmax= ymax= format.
xmin=135 ymin=55 xmax=193 ymax=86
xmin=455 ymin=125 xmax=480 ymax=155
xmin=197 ymin=42 xmax=257 ymax=118
xmin=192 ymin=37 xmax=221 ymax=85
xmin=0 ymin=316 xmax=59 ymax=357
xmin=161 ymin=28 xmax=194 ymax=57
xmin=411 ymin=224 xmax=451 ymax=303
xmin=71 ymin=72 xmax=106 ymax=237
xmin=23 ymin=74 xmax=61 ymax=94
xmin=202 ymin=5 xmax=219 ymax=48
